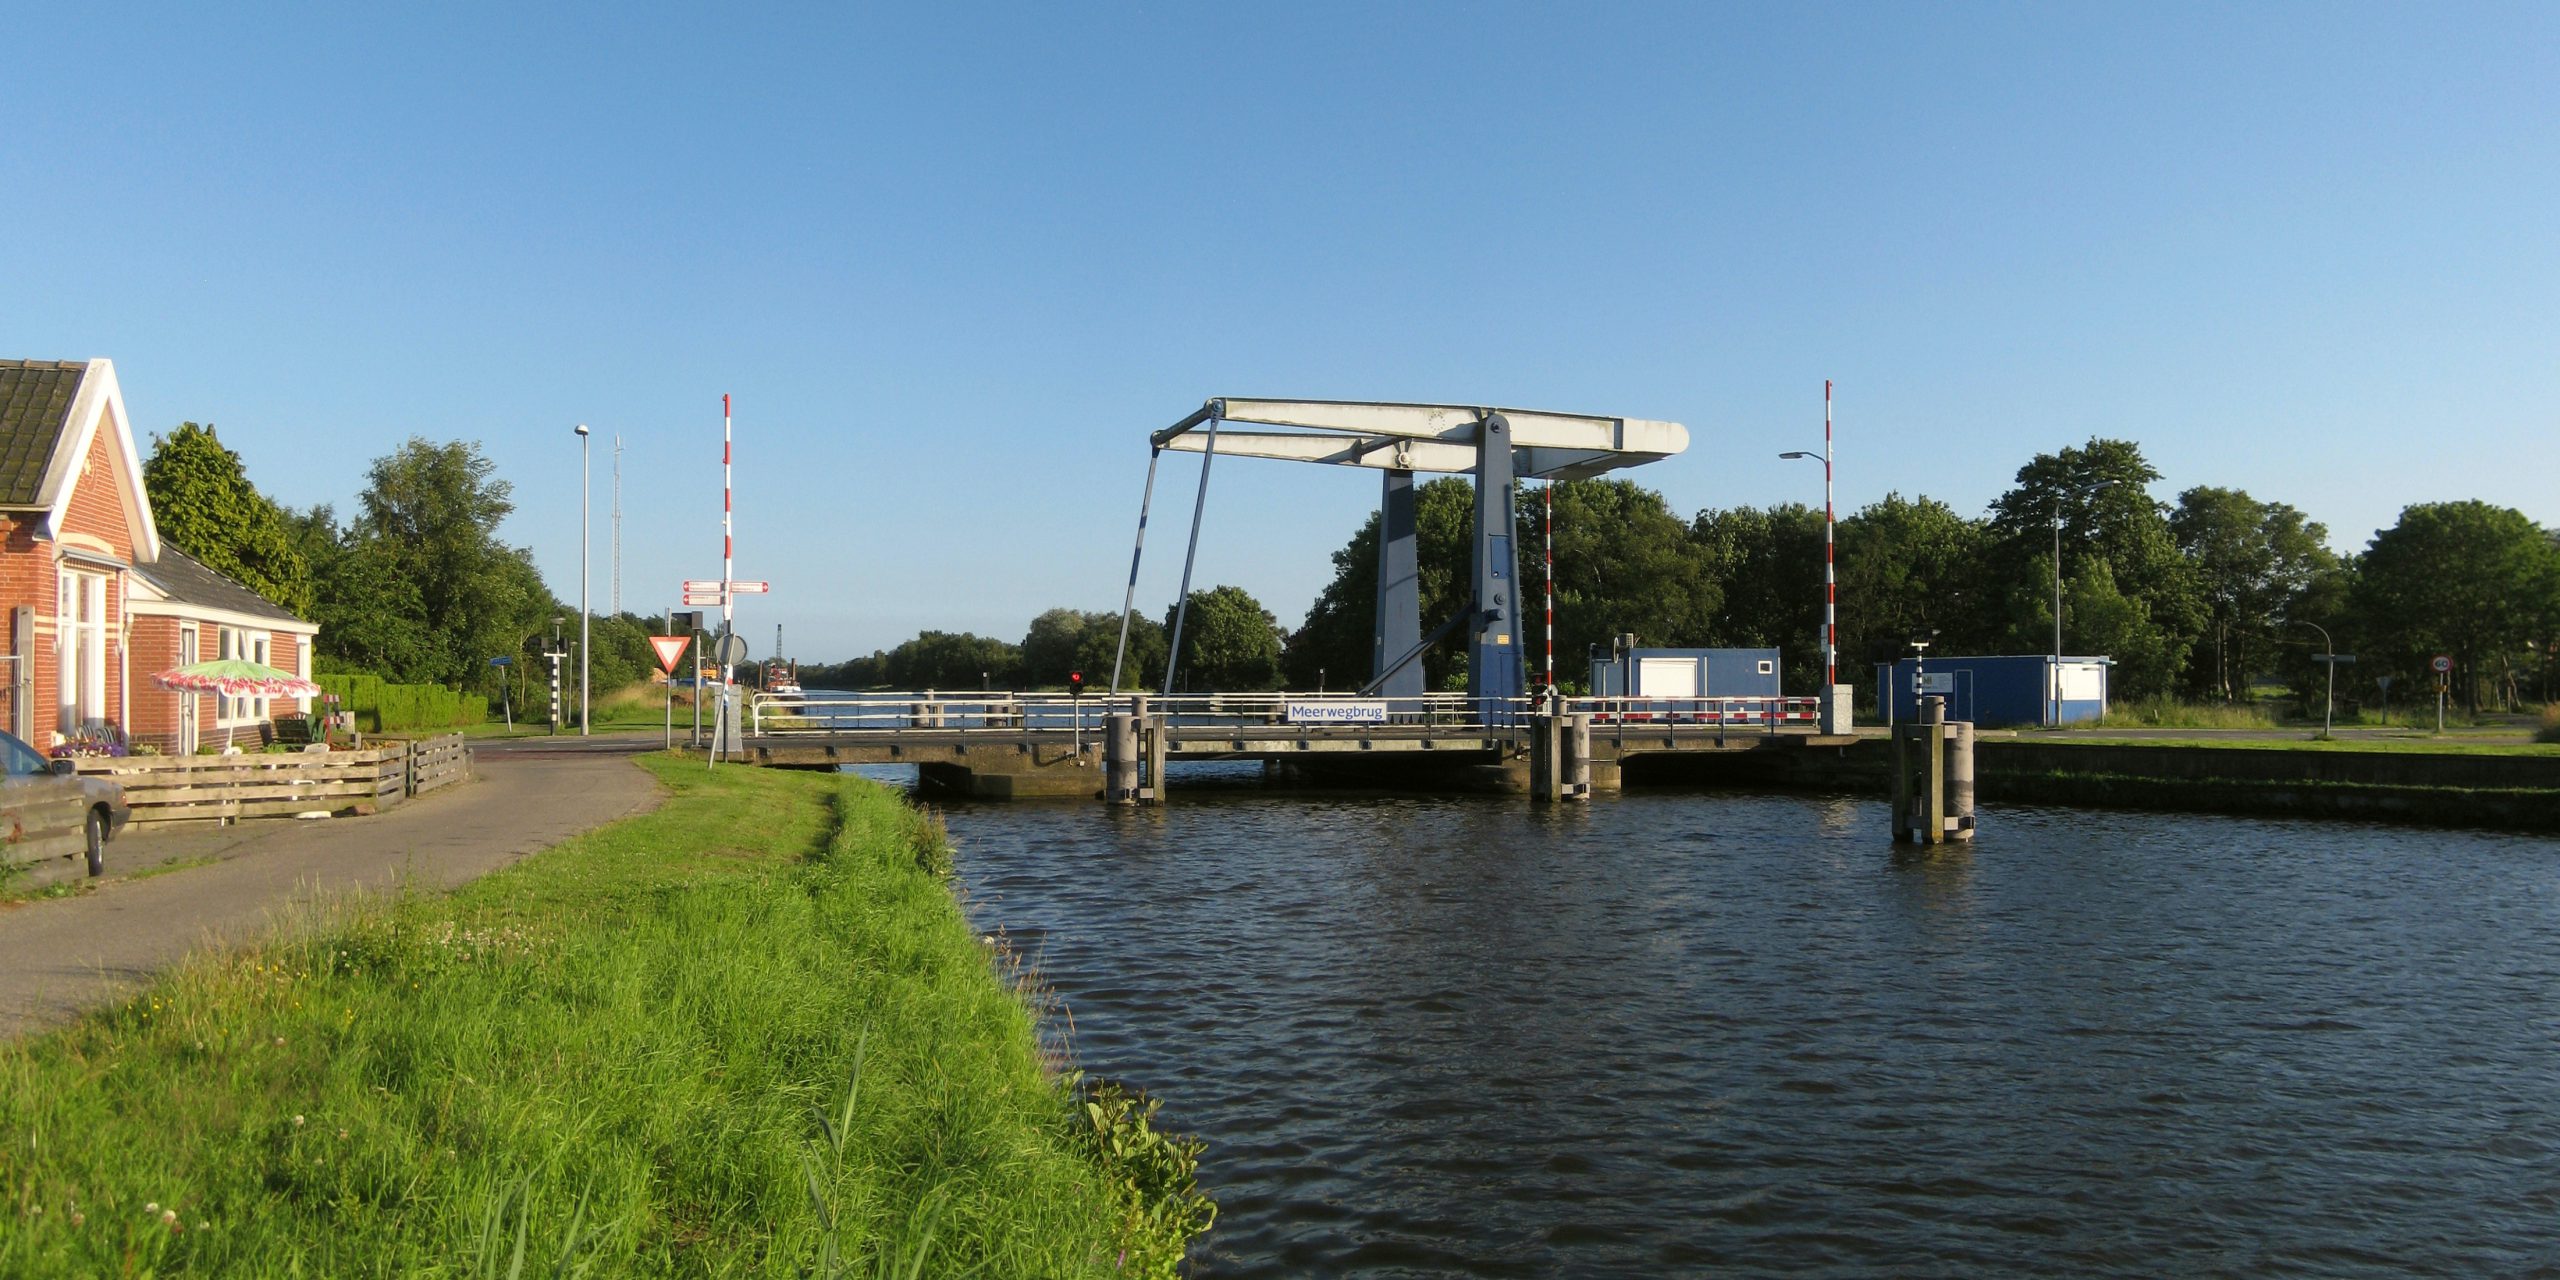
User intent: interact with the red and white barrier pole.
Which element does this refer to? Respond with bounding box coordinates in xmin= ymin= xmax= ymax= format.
xmin=1543 ymin=480 xmax=1555 ymax=698
xmin=1823 ymin=380 xmax=1836 ymax=692
xmin=722 ymin=393 xmax=734 ymax=687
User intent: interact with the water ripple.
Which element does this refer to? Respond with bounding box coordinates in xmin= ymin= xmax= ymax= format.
xmin=944 ymin=787 xmax=2560 ymax=1277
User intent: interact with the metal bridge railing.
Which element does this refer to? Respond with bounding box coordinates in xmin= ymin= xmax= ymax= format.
xmin=747 ymin=691 xmax=1823 ymax=738
xmin=751 ymin=690 xmax=1537 ymax=737
xmin=1562 ymin=694 xmax=1823 ymax=731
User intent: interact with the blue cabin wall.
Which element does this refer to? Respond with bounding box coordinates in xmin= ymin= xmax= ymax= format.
xmin=1589 ymin=648 xmax=1783 ymax=700
xmin=1874 ymin=656 xmax=2109 ymax=728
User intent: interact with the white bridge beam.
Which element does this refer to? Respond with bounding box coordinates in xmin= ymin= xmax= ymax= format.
xmin=1153 ymin=398 xmax=1688 ymax=479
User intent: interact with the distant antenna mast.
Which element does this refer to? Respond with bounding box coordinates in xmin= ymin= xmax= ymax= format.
xmin=611 ymin=434 xmax=623 ymax=614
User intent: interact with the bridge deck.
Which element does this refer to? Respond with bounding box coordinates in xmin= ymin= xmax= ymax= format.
xmin=738 ymin=723 xmax=1849 ymax=769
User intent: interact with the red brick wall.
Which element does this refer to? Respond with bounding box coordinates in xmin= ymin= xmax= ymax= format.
xmin=125 ymin=618 xmax=310 ymax=754
xmin=0 ymin=516 xmax=49 ymax=741
xmin=58 ymin=420 xmax=138 ymax=562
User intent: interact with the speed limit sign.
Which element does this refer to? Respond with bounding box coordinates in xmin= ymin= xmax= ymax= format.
xmin=2431 ymin=655 xmax=2452 ymax=674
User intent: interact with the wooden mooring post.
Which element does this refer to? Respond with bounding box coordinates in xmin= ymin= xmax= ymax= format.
xmin=1891 ymin=695 xmax=1976 ymax=843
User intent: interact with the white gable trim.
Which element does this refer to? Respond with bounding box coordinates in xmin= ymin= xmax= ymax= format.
xmin=40 ymin=358 xmax=162 ymax=564
xmin=127 ymin=597 xmax=321 ymax=637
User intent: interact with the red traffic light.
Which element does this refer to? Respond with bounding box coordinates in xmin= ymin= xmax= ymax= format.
xmin=1068 ymin=671 xmax=1085 ymax=695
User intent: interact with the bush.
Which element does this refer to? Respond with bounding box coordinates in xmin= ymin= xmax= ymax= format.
xmin=2538 ymin=705 xmax=2560 ymax=745
xmin=316 ymin=672 xmax=483 ymax=732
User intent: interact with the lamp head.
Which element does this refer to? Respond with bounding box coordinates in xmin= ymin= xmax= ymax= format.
xmin=574 ymin=423 xmax=590 ymax=437
xmin=1778 ymin=451 xmax=1817 ymax=460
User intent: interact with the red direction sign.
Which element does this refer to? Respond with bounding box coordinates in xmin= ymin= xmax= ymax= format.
xmin=649 ymin=635 xmax=692 ymax=675
xmin=728 ymin=580 xmax=771 ymax=594
xmin=683 ymin=593 xmax=726 ymax=605
xmin=683 ymin=579 xmax=725 ymax=592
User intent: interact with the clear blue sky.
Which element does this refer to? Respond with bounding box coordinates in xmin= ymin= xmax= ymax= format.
xmin=6 ymin=3 xmax=2553 ymax=661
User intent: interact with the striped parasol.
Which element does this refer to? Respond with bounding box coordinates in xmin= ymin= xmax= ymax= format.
xmin=155 ymin=658 xmax=323 ymax=749
xmin=153 ymin=658 xmax=323 ymax=699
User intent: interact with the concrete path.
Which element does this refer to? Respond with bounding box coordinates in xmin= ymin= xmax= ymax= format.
xmin=0 ymin=734 xmax=665 ymax=1038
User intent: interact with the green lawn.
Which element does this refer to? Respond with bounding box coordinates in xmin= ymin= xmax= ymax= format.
xmin=0 ymin=758 xmax=1209 ymax=1277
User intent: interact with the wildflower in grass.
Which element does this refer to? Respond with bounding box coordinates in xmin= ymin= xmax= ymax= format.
xmin=146 ymin=1202 xmax=159 ymax=1213
xmin=293 ymin=1114 xmax=305 ymax=1126
xmin=68 ymin=1211 xmax=83 ymax=1227
xmin=163 ymin=1208 xmax=180 ymax=1229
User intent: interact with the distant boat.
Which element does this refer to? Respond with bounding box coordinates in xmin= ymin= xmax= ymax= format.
xmin=761 ymin=659 xmax=806 ymax=706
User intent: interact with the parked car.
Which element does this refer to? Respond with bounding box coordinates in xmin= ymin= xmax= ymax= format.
xmin=1 ymin=730 xmax=129 ymax=877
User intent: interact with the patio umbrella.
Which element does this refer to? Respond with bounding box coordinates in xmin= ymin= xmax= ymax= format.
xmin=154 ymin=658 xmax=325 ymax=748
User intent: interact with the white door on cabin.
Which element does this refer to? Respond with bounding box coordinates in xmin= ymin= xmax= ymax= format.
xmin=177 ymin=626 xmax=199 ymax=755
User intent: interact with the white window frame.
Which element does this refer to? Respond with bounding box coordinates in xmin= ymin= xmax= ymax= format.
xmin=58 ymin=570 xmax=108 ymax=732
xmin=216 ymin=627 xmax=272 ymax=727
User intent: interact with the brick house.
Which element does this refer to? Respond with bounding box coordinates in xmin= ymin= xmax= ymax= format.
xmin=0 ymin=359 xmax=319 ymax=754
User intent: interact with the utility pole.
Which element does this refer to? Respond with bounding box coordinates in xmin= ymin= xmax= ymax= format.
xmin=575 ymin=424 xmax=592 ymax=737
xmin=612 ymin=434 xmax=623 ymax=615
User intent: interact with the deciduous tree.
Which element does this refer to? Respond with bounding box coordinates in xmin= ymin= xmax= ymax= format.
xmin=142 ymin=422 xmax=315 ymax=615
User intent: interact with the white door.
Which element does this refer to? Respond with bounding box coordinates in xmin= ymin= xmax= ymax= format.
xmin=1637 ymin=657 xmax=1700 ymax=698
xmin=177 ymin=626 xmax=199 ymax=755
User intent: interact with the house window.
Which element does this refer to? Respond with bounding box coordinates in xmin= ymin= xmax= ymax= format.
xmin=57 ymin=571 xmax=107 ymax=731
xmin=217 ymin=627 xmax=271 ymax=726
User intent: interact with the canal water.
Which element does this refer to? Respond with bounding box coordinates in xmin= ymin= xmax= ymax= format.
xmin=922 ymin=777 xmax=2559 ymax=1276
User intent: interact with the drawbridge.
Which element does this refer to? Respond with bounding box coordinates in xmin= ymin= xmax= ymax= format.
xmin=1120 ymin=398 xmax=1689 ymax=711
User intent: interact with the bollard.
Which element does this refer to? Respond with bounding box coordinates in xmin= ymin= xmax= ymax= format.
xmin=1945 ymin=720 xmax=1976 ymax=840
xmin=1565 ymin=713 xmax=1592 ymax=801
xmin=1530 ymin=712 xmax=1563 ymax=804
xmin=1136 ymin=697 xmax=1167 ymax=805
xmin=1890 ymin=696 xmax=1975 ymax=844
xmin=1104 ymin=712 xmax=1138 ymax=805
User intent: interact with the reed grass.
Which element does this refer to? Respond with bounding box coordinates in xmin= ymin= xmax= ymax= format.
xmin=0 ymin=757 xmax=1206 ymax=1276
xmin=2094 ymin=695 xmax=2284 ymax=729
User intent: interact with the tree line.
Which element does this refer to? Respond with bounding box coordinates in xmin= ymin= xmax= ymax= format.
xmin=142 ymin=423 xmax=662 ymax=718
xmin=817 ymin=437 xmax=2560 ymax=712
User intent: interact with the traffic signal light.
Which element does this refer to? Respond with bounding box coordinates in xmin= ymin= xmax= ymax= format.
xmin=1068 ymin=671 xmax=1084 ymax=697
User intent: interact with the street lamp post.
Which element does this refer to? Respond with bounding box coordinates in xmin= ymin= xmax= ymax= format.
xmin=1778 ymin=381 xmax=1836 ymax=706
xmin=2297 ymin=620 xmax=2353 ymax=739
xmin=575 ymin=424 xmax=592 ymax=737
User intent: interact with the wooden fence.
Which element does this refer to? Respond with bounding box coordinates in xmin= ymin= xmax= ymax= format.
xmin=401 ymin=734 xmax=470 ymax=796
xmin=76 ymin=734 xmax=472 ymax=825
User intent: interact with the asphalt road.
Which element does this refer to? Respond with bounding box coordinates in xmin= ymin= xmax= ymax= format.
xmin=0 ymin=734 xmax=665 ymax=1038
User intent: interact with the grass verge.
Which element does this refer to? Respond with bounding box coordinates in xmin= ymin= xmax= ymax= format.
xmin=0 ymin=756 xmax=1211 ymax=1276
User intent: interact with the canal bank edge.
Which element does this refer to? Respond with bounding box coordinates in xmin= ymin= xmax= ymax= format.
xmin=1623 ymin=739 xmax=2560 ymax=833
xmin=0 ymin=757 xmax=1212 ymax=1277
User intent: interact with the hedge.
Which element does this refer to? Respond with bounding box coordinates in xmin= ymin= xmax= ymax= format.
xmin=315 ymin=674 xmax=489 ymax=731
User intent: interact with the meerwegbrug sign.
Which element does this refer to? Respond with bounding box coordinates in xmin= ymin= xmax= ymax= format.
xmin=1286 ymin=701 xmax=1389 ymax=724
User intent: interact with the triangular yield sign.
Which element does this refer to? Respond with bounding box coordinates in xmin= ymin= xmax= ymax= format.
xmin=649 ymin=635 xmax=692 ymax=675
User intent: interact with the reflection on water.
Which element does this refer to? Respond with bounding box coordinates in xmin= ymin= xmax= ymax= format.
xmin=927 ymin=782 xmax=2560 ymax=1277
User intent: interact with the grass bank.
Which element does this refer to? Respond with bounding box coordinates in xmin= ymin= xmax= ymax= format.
xmin=0 ymin=757 xmax=1210 ymax=1276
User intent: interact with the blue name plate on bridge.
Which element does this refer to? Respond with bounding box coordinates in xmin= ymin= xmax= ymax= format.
xmin=1286 ymin=701 xmax=1389 ymax=724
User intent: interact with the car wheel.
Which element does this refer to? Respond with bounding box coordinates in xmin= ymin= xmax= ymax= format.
xmin=84 ymin=808 xmax=106 ymax=877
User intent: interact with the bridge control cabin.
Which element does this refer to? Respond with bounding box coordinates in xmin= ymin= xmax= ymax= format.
xmin=1876 ymin=655 xmax=2110 ymax=728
